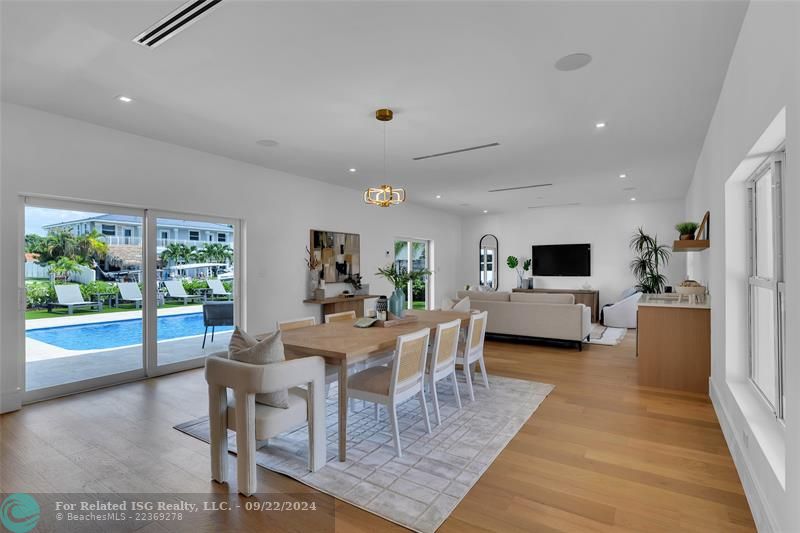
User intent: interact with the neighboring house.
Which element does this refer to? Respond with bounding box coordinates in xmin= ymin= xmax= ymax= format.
xmin=42 ymin=214 xmax=234 ymax=248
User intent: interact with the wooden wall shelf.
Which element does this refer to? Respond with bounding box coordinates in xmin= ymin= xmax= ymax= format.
xmin=673 ymin=239 xmax=710 ymax=252
xmin=673 ymin=210 xmax=710 ymax=252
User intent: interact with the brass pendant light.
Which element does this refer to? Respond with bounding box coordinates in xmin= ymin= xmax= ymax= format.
xmin=363 ymin=108 xmax=406 ymax=207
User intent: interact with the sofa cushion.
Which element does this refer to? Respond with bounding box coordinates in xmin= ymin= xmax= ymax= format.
xmin=510 ymin=292 xmax=574 ymax=304
xmin=442 ymin=296 xmax=471 ymax=312
xmin=457 ymin=290 xmax=510 ymax=302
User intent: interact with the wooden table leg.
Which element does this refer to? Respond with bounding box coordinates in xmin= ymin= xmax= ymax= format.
xmin=338 ymin=362 xmax=348 ymax=462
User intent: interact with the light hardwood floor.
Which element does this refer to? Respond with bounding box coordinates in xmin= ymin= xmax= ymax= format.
xmin=0 ymin=333 xmax=754 ymax=532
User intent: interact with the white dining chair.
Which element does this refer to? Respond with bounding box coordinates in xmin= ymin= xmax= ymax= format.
xmin=427 ymin=319 xmax=462 ymax=425
xmin=205 ymin=354 xmax=327 ymax=496
xmin=456 ymin=310 xmax=489 ymax=401
xmin=347 ymin=328 xmax=432 ymax=457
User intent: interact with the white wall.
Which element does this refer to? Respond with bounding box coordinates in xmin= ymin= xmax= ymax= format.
xmin=0 ymin=102 xmax=462 ymax=412
xmin=683 ymin=2 xmax=799 ymax=531
xmin=459 ymin=200 xmax=686 ymax=307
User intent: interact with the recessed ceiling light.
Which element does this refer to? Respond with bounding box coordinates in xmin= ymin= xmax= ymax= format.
xmin=595 ymin=122 xmax=606 ymax=129
xmin=435 ymin=195 xmax=442 ymax=199
xmin=117 ymin=95 xmax=133 ymax=103
xmin=256 ymin=139 xmax=279 ymax=148
xmin=630 ymin=197 xmax=637 ymax=201
xmin=555 ymin=53 xmax=592 ymax=72
xmin=483 ymin=210 xmax=488 ymax=214
xmin=349 ymin=168 xmax=357 ymax=173
xmin=619 ymin=173 xmax=627 ymax=179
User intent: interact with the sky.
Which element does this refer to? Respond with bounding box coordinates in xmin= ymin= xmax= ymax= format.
xmin=25 ymin=207 xmax=105 ymax=236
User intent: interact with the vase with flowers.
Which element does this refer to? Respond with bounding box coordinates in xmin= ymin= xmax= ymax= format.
xmin=305 ymin=247 xmax=322 ymax=298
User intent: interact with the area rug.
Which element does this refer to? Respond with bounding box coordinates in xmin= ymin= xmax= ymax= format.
xmin=175 ymin=374 xmax=553 ymax=532
xmin=588 ymin=324 xmax=628 ymax=345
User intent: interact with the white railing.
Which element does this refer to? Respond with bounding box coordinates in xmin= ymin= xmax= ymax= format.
xmin=100 ymin=236 xmax=233 ymax=248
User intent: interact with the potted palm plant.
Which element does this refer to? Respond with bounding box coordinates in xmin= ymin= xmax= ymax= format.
xmin=675 ymin=221 xmax=699 ymax=240
xmin=629 ymin=227 xmax=671 ymax=293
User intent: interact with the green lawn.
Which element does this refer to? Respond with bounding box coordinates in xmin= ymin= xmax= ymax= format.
xmin=25 ymin=301 xmax=192 ymax=320
xmin=412 ymin=301 xmax=427 ymax=310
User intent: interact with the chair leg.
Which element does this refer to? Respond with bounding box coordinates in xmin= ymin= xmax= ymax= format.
xmin=464 ymin=363 xmax=475 ymax=401
xmin=451 ymin=370 xmax=462 ymax=409
xmin=234 ymin=390 xmax=257 ymax=497
xmin=211 ymin=326 xmax=215 ymax=342
xmin=419 ymin=388 xmax=432 ymax=434
xmin=202 ymin=327 xmax=208 ymax=349
xmin=375 ymin=402 xmax=380 ymax=422
xmin=478 ymin=356 xmax=490 ymax=390
xmin=388 ymin=403 xmax=402 ymax=457
xmin=430 ymin=377 xmax=441 ymax=426
xmin=208 ymin=384 xmax=228 ymax=484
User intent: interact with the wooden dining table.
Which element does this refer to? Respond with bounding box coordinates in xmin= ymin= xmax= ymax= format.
xmin=280 ymin=309 xmax=472 ymax=461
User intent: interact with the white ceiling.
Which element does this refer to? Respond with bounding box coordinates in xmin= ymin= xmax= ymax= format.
xmin=1 ymin=0 xmax=748 ymax=215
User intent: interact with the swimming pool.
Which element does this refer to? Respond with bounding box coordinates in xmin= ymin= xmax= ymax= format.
xmin=26 ymin=313 xmax=233 ymax=351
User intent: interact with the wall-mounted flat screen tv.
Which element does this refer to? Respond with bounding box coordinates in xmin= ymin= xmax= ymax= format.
xmin=531 ymin=243 xmax=591 ymax=276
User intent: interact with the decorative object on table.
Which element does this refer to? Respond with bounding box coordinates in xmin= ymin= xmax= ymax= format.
xmin=478 ymin=234 xmax=499 ymax=290
xmin=305 ymin=246 xmax=322 ymax=299
xmin=353 ymin=317 xmax=377 ymax=328
xmin=581 ymin=280 xmax=592 ymax=290
xmin=363 ymin=108 xmax=405 ymax=207
xmin=629 ymin=227 xmax=671 ymax=294
xmin=366 ymin=308 xmax=377 ymax=318
xmin=506 ymin=256 xmax=531 ymax=288
xmin=309 ymin=230 xmax=360 ymax=283
xmin=340 ymin=290 xmax=353 ymax=298
xmin=375 ymin=296 xmax=388 ymax=321
xmin=375 ymin=263 xmax=431 ymax=318
xmin=313 ymin=288 xmax=325 ymax=301
xmin=675 ymin=221 xmax=699 ymax=240
xmin=676 ymin=279 xmax=707 ymax=304
xmin=375 ymin=313 xmax=419 ymax=328
xmin=344 ymin=273 xmax=368 ymax=295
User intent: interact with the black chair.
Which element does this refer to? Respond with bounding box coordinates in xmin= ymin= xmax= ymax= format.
xmin=203 ymin=302 xmax=234 ymax=349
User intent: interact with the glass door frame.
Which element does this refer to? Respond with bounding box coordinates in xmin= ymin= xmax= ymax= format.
xmin=394 ymin=237 xmax=433 ymax=310
xmin=144 ymin=209 xmax=243 ymax=376
xmin=21 ymin=198 xmax=245 ymax=402
xmin=21 ymin=196 xmax=148 ymax=403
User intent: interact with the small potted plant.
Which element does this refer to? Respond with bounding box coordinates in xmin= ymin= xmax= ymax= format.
xmin=675 ymin=222 xmax=699 ymax=241
xmin=305 ymin=247 xmax=322 ymax=298
xmin=507 ymin=256 xmax=531 ymax=288
xmin=376 ymin=263 xmax=430 ymax=317
xmin=345 ymin=273 xmax=368 ymax=295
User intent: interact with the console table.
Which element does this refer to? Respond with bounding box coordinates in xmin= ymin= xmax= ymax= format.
xmin=512 ymin=288 xmax=600 ymax=322
xmin=303 ymin=294 xmax=379 ymax=322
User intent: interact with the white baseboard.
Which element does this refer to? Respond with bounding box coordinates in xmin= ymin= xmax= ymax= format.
xmin=709 ymin=377 xmax=778 ymax=532
xmin=0 ymin=389 xmax=22 ymax=414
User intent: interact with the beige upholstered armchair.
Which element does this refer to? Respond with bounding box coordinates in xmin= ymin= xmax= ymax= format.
xmin=205 ymin=353 xmax=327 ymax=496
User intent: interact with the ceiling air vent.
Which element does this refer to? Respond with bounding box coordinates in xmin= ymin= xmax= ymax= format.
xmin=413 ymin=142 xmax=500 ymax=161
xmin=488 ymin=183 xmax=552 ymax=193
xmin=133 ymin=0 xmax=223 ymax=48
xmin=528 ymin=202 xmax=581 ymax=209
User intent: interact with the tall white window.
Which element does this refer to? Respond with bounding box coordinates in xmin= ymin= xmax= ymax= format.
xmin=747 ymin=151 xmax=785 ymax=418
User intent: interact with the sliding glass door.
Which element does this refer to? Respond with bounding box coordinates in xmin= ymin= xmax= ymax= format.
xmin=394 ymin=238 xmax=432 ymax=310
xmin=22 ymin=199 xmax=242 ymax=400
xmin=23 ymin=198 xmax=145 ymax=400
xmin=148 ymin=212 xmax=239 ymax=371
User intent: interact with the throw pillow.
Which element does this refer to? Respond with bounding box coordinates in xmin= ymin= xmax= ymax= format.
xmin=228 ymin=327 xmax=289 ymax=408
xmin=451 ymin=296 xmax=471 ymax=312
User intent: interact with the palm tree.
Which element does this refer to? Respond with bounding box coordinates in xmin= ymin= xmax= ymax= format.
xmin=200 ymin=243 xmax=233 ymax=263
xmin=160 ymin=243 xmax=185 ymax=266
xmin=75 ymin=229 xmax=108 ymax=264
xmin=40 ymin=229 xmax=77 ymax=265
xmin=629 ymin=227 xmax=671 ymax=293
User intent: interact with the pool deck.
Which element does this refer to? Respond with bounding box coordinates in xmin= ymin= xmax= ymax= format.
xmin=25 ymin=303 xmax=232 ymax=390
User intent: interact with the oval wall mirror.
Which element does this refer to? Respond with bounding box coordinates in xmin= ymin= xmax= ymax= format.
xmin=479 ymin=234 xmax=499 ymax=290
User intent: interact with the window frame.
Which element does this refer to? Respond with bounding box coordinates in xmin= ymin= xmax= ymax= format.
xmin=746 ymin=151 xmax=785 ymax=419
xmin=188 ymin=230 xmax=200 ymax=241
xmin=101 ymin=223 xmax=116 ymax=236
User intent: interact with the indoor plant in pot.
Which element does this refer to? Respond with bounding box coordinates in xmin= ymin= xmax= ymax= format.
xmin=675 ymin=221 xmax=699 ymax=240
xmin=507 ymin=256 xmax=531 ymax=288
xmin=376 ymin=263 xmax=430 ymax=317
xmin=629 ymin=227 xmax=671 ymax=293
xmin=305 ymin=247 xmax=321 ymax=298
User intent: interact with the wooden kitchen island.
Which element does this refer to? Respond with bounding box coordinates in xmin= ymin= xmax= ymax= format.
xmin=637 ymin=294 xmax=711 ymax=394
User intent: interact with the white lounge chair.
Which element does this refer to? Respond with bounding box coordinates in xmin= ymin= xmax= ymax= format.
xmin=163 ymin=280 xmax=204 ymax=305
xmin=52 ymin=285 xmax=100 ymax=315
xmin=207 ymin=279 xmax=232 ymax=300
xmin=118 ymin=282 xmax=143 ymax=309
